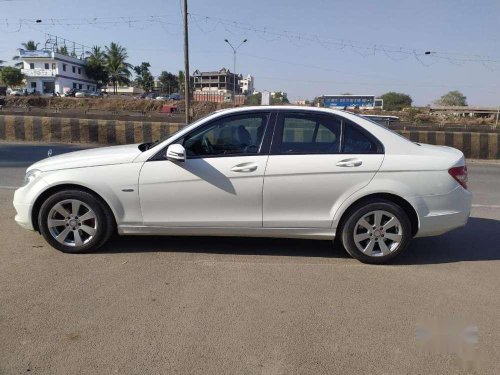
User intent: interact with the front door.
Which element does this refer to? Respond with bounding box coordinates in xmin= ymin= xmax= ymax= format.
xmin=263 ymin=111 xmax=384 ymax=228
xmin=139 ymin=112 xmax=272 ymax=227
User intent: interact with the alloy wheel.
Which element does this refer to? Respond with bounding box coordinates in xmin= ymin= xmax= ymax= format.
xmin=353 ymin=210 xmax=403 ymax=257
xmin=47 ymin=199 xmax=98 ymax=247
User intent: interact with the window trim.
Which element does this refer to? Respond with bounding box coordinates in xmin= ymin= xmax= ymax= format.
xmin=341 ymin=119 xmax=384 ymax=154
xmin=150 ymin=111 xmax=276 ymax=161
xmin=271 ymin=110 xmax=384 ymax=155
xmin=271 ymin=111 xmax=343 ymax=155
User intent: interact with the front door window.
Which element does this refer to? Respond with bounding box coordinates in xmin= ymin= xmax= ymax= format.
xmin=183 ymin=113 xmax=270 ymax=158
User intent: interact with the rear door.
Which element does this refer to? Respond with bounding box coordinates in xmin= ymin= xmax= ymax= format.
xmin=263 ymin=110 xmax=384 ymax=228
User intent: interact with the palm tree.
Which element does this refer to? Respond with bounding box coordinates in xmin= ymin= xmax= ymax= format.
xmin=105 ymin=42 xmax=132 ymax=94
xmin=12 ymin=40 xmax=40 ymax=67
xmin=21 ymin=40 xmax=39 ymax=51
xmin=85 ymin=46 xmax=109 ymax=88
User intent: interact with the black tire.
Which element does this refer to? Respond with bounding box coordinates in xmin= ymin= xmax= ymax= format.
xmin=38 ymin=189 xmax=114 ymax=254
xmin=340 ymin=199 xmax=412 ymax=264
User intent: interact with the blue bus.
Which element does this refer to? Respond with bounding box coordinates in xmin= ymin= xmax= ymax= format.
xmin=322 ymin=95 xmax=383 ymax=109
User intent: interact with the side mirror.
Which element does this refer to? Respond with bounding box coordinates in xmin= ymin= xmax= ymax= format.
xmin=166 ymin=144 xmax=186 ymax=162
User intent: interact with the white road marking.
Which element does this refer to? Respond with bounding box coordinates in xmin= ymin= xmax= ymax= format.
xmin=0 ymin=186 xmax=19 ymax=190
xmin=471 ymin=204 xmax=500 ymax=209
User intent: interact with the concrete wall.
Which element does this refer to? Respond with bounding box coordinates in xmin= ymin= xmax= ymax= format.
xmin=0 ymin=115 xmax=499 ymax=159
xmin=0 ymin=115 xmax=182 ymax=145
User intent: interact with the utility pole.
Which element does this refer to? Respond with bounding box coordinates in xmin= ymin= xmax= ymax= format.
xmin=496 ymin=106 xmax=499 ymax=128
xmin=224 ymin=39 xmax=247 ymax=107
xmin=182 ymin=0 xmax=190 ymax=124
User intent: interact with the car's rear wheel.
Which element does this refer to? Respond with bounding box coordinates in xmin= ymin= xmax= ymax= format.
xmin=38 ymin=190 xmax=114 ymax=253
xmin=340 ymin=199 xmax=412 ymax=264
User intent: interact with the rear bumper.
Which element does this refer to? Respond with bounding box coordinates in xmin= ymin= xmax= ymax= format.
xmin=410 ymin=186 xmax=472 ymax=237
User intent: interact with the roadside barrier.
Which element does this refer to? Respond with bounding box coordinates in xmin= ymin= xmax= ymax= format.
xmin=0 ymin=115 xmax=182 ymax=145
xmin=398 ymin=130 xmax=499 ymax=159
xmin=0 ymin=115 xmax=498 ymax=159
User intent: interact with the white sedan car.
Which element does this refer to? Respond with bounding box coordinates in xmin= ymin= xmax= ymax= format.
xmin=13 ymin=106 xmax=471 ymax=263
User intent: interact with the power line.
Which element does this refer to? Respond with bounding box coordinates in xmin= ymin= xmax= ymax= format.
xmin=1 ymin=14 xmax=499 ymax=68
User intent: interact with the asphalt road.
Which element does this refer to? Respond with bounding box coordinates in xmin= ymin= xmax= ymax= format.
xmin=1 ymin=143 xmax=499 ymax=374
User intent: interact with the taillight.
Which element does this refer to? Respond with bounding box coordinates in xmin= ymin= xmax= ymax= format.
xmin=448 ymin=165 xmax=468 ymax=189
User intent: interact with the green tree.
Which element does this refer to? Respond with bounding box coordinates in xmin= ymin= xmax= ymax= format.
xmin=379 ymin=92 xmax=413 ymax=111
xmin=246 ymin=92 xmax=262 ymax=105
xmin=85 ymin=46 xmax=109 ymax=88
xmin=57 ymin=45 xmax=69 ymax=56
xmin=177 ymin=70 xmax=193 ymax=96
xmin=105 ymin=42 xmax=132 ymax=94
xmin=12 ymin=40 xmax=41 ymax=67
xmin=21 ymin=40 xmax=39 ymax=51
xmin=178 ymin=70 xmax=185 ymax=95
xmin=271 ymin=92 xmax=289 ymax=104
xmin=434 ymin=90 xmax=467 ymax=106
xmin=158 ymin=71 xmax=179 ymax=94
xmin=0 ymin=67 xmax=25 ymax=87
xmin=133 ymin=62 xmax=154 ymax=93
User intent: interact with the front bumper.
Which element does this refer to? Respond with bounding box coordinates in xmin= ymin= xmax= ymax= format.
xmin=14 ymin=201 xmax=35 ymax=230
xmin=13 ymin=177 xmax=49 ymax=232
xmin=409 ymin=186 xmax=472 ymax=238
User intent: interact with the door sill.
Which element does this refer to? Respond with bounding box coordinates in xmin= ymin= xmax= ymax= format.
xmin=118 ymin=226 xmax=336 ymax=240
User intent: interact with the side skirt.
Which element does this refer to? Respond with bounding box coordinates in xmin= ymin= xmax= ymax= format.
xmin=118 ymin=226 xmax=336 ymax=240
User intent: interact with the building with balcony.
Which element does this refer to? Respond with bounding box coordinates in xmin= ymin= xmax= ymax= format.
xmin=193 ymin=68 xmax=242 ymax=95
xmin=239 ymin=75 xmax=255 ymax=96
xmin=20 ymin=49 xmax=97 ymax=95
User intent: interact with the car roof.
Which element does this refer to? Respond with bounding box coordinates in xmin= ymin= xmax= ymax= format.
xmin=214 ymin=105 xmax=348 ymax=116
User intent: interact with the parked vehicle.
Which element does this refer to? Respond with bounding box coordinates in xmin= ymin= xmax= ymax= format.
xmin=13 ymin=106 xmax=471 ymax=263
xmin=8 ymin=89 xmax=25 ymax=96
xmin=89 ymin=91 xmax=103 ymax=98
xmin=75 ymin=90 xmax=91 ymax=98
xmin=63 ymin=89 xmax=77 ymax=97
xmin=155 ymin=95 xmax=170 ymax=101
xmin=169 ymin=93 xmax=181 ymax=100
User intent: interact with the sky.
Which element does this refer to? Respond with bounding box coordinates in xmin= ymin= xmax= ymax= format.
xmin=1 ymin=0 xmax=499 ymax=106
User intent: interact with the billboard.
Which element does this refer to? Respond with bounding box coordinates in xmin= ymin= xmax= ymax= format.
xmin=323 ymin=95 xmax=376 ymax=109
xmin=19 ymin=49 xmax=52 ymax=58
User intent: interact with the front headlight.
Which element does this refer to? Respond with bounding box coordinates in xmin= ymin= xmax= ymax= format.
xmin=22 ymin=169 xmax=41 ymax=187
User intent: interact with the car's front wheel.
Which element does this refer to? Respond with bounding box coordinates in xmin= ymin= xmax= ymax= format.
xmin=38 ymin=190 xmax=114 ymax=253
xmin=340 ymin=199 xmax=412 ymax=264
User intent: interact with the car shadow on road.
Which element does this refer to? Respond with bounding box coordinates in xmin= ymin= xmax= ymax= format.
xmin=97 ymin=217 xmax=500 ymax=265
xmin=393 ymin=217 xmax=500 ymax=265
xmin=99 ymin=234 xmax=347 ymax=259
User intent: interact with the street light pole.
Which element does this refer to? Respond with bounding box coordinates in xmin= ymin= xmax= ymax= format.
xmin=224 ymin=39 xmax=247 ymax=107
xmin=182 ymin=0 xmax=190 ymax=124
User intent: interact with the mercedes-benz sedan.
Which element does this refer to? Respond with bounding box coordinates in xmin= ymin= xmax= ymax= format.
xmin=13 ymin=106 xmax=471 ymax=263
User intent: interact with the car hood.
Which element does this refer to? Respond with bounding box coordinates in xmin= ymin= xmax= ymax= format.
xmin=28 ymin=144 xmax=143 ymax=172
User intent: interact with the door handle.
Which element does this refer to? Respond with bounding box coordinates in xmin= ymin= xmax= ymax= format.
xmin=336 ymin=158 xmax=363 ymax=167
xmin=231 ymin=162 xmax=258 ymax=173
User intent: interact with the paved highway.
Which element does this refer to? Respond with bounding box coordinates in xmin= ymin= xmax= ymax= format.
xmin=0 ymin=142 xmax=499 ymax=374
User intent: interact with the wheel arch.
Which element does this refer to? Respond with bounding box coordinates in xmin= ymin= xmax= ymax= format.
xmin=335 ymin=193 xmax=419 ymax=237
xmin=31 ymin=184 xmax=117 ymax=232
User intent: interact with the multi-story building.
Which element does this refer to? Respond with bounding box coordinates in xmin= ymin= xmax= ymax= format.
xmin=193 ymin=68 xmax=242 ymax=95
xmin=20 ymin=49 xmax=97 ymax=95
xmin=239 ymin=75 xmax=254 ymax=96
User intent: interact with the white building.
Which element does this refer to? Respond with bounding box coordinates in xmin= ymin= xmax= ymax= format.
xmin=239 ymin=74 xmax=255 ymax=96
xmin=20 ymin=49 xmax=97 ymax=95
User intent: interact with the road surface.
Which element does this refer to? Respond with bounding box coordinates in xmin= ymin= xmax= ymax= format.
xmin=0 ymin=142 xmax=499 ymax=374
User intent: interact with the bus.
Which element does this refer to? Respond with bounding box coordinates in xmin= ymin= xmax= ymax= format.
xmin=322 ymin=95 xmax=383 ymax=110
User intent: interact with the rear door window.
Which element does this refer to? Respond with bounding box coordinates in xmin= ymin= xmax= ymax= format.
xmin=280 ymin=113 xmax=341 ymax=154
xmin=342 ymin=123 xmax=380 ymax=154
